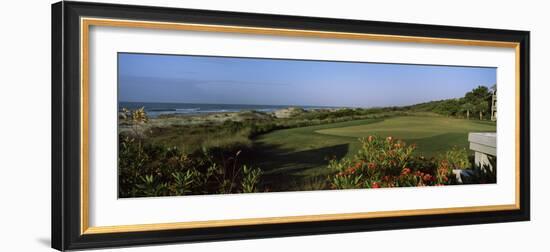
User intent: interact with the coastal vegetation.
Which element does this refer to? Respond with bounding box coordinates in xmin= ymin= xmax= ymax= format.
xmin=118 ymin=85 xmax=497 ymax=197
xmin=118 ymin=108 xmax=263 ymax=197
xmin=404 ymin=85 xmax=495 ymax=120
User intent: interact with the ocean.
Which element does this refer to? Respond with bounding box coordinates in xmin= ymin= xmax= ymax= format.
xmin=119 ymin=102 xmax=340 ymax=118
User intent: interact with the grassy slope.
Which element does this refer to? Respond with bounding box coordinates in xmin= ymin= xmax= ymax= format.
xmin=247 ymin=118 xmax=380 ymax=191
xmin=317 ymin=116 xmax=496 ymax=156
xmin=248 ymin=116 xmax=495 ymax=191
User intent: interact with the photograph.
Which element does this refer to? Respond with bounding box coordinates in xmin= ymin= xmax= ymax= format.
xmin=48 ymin=2 xmax=531 ymax=250
xmin=118 ymin=53 xmax=498 ymax=198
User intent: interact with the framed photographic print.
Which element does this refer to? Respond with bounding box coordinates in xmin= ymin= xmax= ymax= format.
xmin=51 ymin=1 xmax=530 ymax=250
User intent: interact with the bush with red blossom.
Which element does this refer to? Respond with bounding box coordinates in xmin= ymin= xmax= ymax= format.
xmin=328 ymin=135 xmax=457 ymax=190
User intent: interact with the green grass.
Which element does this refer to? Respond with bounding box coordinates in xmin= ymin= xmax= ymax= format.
xmin=316 ymin=116 xmax=495 ymax=156
xmin=247 ymin=116 xmax=495 ymax=191
xmin=141 ymin=114 xmax=495 ymax=192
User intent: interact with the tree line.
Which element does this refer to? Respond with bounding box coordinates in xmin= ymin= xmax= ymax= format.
xmin=405 ymin=85 xmax=496 ymax=120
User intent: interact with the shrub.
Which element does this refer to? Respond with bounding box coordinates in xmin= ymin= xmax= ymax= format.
xmin=355 ymin=135 xmax=416 ymax=176
xmin=241 ymin=165 xmax=262 ymax=193
xmin=118 ymin=107 xmax=266 ymax=197
xmin=118 ymin=133 xmax=263 ymax=197
xmin=435 ymin=159 xmax=455 ymax=185
xmin=328 ymin=136 xmax=456 ymax=189
xmin=443 ymin=147 xmax=471 ymax=170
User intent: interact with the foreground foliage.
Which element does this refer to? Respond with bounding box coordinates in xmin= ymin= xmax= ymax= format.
xmin=118 ymin=107 xmax=262 ymax=197
xmin=119 ymin=135 xmax=263 ymax=197
xmin=328 ymin=135 xmax=494 ymax=189
xmin=118 ymin=107 xmax=496 ymax=197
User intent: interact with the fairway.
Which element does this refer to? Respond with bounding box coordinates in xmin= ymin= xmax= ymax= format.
xmin=249 ymin=115 xmax=495 ymax=191
xmin=317 ymin=116 xmax=496 ymax=150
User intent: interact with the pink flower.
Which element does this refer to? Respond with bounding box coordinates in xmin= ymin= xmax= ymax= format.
xmin=367 ymin=162 xmax=377 ymax=170
xmin=423 ymin=174 xmax=434 ymax=182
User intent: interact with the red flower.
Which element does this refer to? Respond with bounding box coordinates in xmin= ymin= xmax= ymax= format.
xmin=367 ymin=162 xmax=377 ymax=170
xmin=423 ymin=174 xmax=434 ymax=182
xmin=367 ymin=135 xmax=374 ymax=142
xmin=345 ymin=166 xmax=357 ymax=175
xmin=401 ymin=168 xmax=411 ymax=175
xmin=371 ymin=182 xmax=381 ymax=188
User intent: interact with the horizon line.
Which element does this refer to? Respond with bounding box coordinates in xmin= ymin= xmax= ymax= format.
xmin=118 ymin=98 xmax=461 ymax=109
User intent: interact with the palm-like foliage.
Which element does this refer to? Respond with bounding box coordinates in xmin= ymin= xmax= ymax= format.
xmin=461 ymin=102 xmax=474 ymax=119
xmin=475 ymin=102 xmax=489 ymax=120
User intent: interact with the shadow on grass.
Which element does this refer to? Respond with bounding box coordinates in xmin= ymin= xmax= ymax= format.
xmin=242 ymin=142 xmax=349 ymax=192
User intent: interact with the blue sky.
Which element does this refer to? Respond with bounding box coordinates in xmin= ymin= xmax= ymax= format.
xmin=118 ymin=53 xmax=496 ymax=108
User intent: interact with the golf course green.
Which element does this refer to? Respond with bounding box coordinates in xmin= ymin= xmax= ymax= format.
xmin=250 ymin=115 xmax=496 ymax=191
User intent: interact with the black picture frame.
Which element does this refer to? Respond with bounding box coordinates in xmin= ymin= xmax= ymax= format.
xmin=52 ymin=1 xmax=530 ymax=251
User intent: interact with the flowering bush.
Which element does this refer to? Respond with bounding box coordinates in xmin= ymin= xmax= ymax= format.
xmin=328 ymin=136 xmax=456 ymax=190
xmin=443 ymin=147 xmax=471 ymax=170
xmin=356 ymin=135 xmax=416 ymax=176
xmin=435 ymin=159 xmax=453 ymax=185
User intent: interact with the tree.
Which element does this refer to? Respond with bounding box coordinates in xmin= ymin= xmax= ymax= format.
xmin=406 ymin=85 xmax=494 ymax=120
xmin=475 ymin=101 xmax=489 ymax=120
xmin=463 ymin=86 xmax=492 ymax=120
xmin=462 ymin=102 xmax=474 ymax=119
xmin=464 ymin=86 xmax=491 ymax=104
xmin=437 ymin=99 xmax=460 ymax=116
